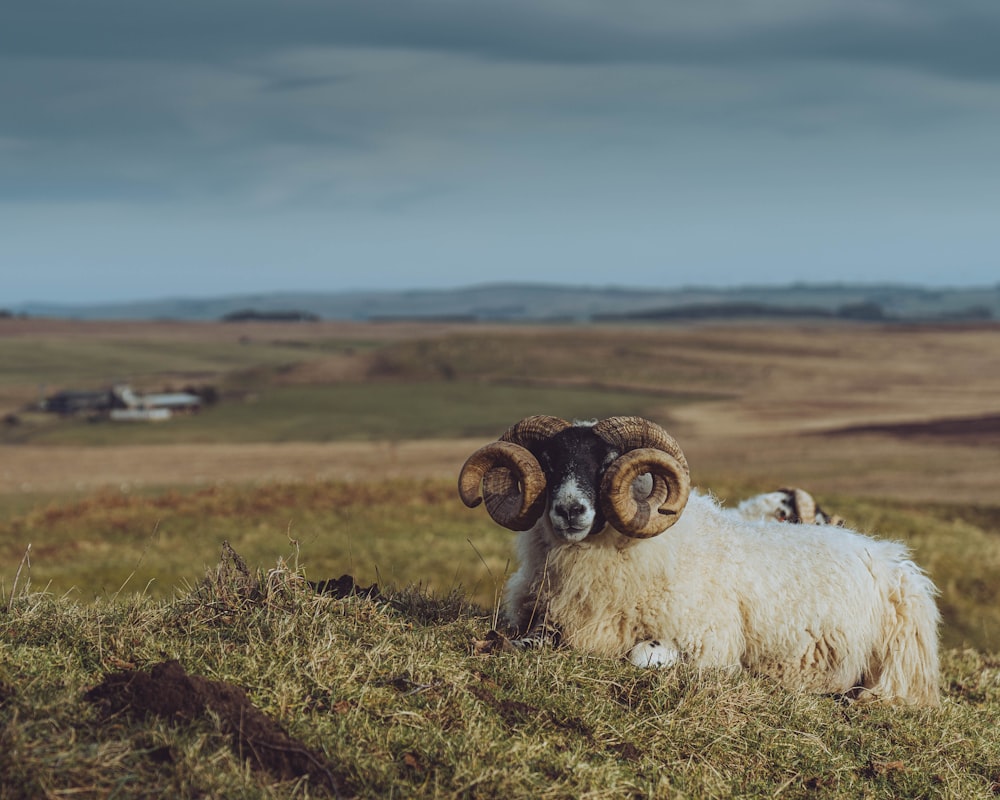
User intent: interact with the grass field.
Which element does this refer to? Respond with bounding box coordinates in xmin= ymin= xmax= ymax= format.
xmin=3 ymin=383 xmax=666 ymax=446
xmin=1 ymin=317 xmax=999 ymax=797
xmin=2 ymin=478 xmax=999 ymax=653
xmin=2 ymin=317 xmax=999 ymax=642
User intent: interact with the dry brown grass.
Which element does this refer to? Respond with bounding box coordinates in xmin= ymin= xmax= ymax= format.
xmin=3 ymin=430 xmax=997 ymax=508
xmin=658 ymin=323 xmax=1000 ymax=437
xmin=0 ymin=440 xmax=482 ymax=495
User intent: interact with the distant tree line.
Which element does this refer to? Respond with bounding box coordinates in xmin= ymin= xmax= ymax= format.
xmin=221 ymin=309 xmax=320 ymax=323
xmin=594 ymin=302 xmax=993 ymax=323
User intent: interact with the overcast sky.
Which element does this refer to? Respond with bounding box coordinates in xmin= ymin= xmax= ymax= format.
xmin=3 ymin=1 xmax=998 ymax=305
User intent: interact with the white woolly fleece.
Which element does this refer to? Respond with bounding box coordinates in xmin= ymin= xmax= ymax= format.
xmin=504 ymin=490 xmax=940 ymax=706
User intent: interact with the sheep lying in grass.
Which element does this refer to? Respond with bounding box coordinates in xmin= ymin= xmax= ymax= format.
xmin=735 ymin=487 xmax=844 ymax=526
xmin=459 ymin=416 xmax=940 ymax=706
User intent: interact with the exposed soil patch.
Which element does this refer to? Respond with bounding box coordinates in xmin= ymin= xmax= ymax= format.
xmin=309 ymin=574 xmax=382 ymax=601
xmin=85 ymin=660 xmax=345 ymax=796
xmin=823 ymin=413 xmax=1000 ymax=444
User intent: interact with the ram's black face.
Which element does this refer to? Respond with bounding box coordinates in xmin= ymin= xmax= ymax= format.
xmin=534 ymin=426 xmax=618 ymax=541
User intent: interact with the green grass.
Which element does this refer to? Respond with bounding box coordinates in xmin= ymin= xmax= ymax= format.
xmin=3 ymin=479 xmax=999 ymax=654
xmin=1 ymin=325 xmax=740 ymax=446
xmin=4 ymin=382 xmax=668 ymax=445
xmin=0 ymin=481 xmax=511 ymax=610
xmin=1 ymin=564 xmax=998 ymax=799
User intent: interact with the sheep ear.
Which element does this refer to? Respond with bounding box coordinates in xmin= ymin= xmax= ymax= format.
xmin=458 ymin=441 xmax=548 ymax=531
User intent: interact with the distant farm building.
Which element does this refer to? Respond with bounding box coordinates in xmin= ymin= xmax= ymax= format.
xmin=42 ymin=390 xmax=115 ymax=416
xmin=42 ymin=384 xmax=204 ymax=422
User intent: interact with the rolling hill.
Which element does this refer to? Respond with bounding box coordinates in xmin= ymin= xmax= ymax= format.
xmin=12 ymin=281 xmax=1000 ymax=322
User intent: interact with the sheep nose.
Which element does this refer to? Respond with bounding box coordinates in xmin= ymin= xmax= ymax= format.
xmin=554 ymin=501 xmax=587 ymax=524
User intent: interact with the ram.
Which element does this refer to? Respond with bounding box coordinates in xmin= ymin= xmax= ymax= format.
xmin=459 ymin=416 xmax=940 ymax=706
xmin=735 ymin=487 xmax=844 ymax=526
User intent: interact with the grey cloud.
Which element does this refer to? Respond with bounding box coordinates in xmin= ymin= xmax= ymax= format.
xmin=3 ymin=1 xmax=1000 ymax=82
xmin=741 ymin=8 xmax=1000 ymax=82
xmin=3 ymin=0 xmax=999 ymax=236
xmin=260 ymin=75 xmax=349 ymax=93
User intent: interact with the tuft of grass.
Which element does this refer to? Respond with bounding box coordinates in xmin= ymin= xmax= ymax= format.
xmin=1 ymin=558 xmax=999 ymax=799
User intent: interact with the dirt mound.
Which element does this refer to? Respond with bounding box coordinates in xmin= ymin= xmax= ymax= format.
xmin=309 ymin=574 xmax=382 ymax=601
xmin=85 ymin=660 xmax=345 ymax=796
xmin=824 ymin=413 xmax=1000 ymax=443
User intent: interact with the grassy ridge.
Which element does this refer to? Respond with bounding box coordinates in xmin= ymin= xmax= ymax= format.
xmin=2 ymin=564 xmax=999 ymax=799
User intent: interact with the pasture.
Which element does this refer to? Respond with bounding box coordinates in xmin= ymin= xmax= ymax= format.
xmin=1 ymin=317 xmax=999 ymax=797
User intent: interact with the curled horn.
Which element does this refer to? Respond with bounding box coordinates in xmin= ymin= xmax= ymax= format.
xmin=781 ymin=487 xmax=844 ymax=526
xmin=593 ymin=416 xmax=691 ymax=538
xmin=458 ymin=415 xmax=570 ymax=530
xmin=781 ymin=487 xmax=817 ymax=524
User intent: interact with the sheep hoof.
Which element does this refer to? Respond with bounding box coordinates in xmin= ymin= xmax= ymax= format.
xmin=628 ymin=639 xmax=679 ymax=669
